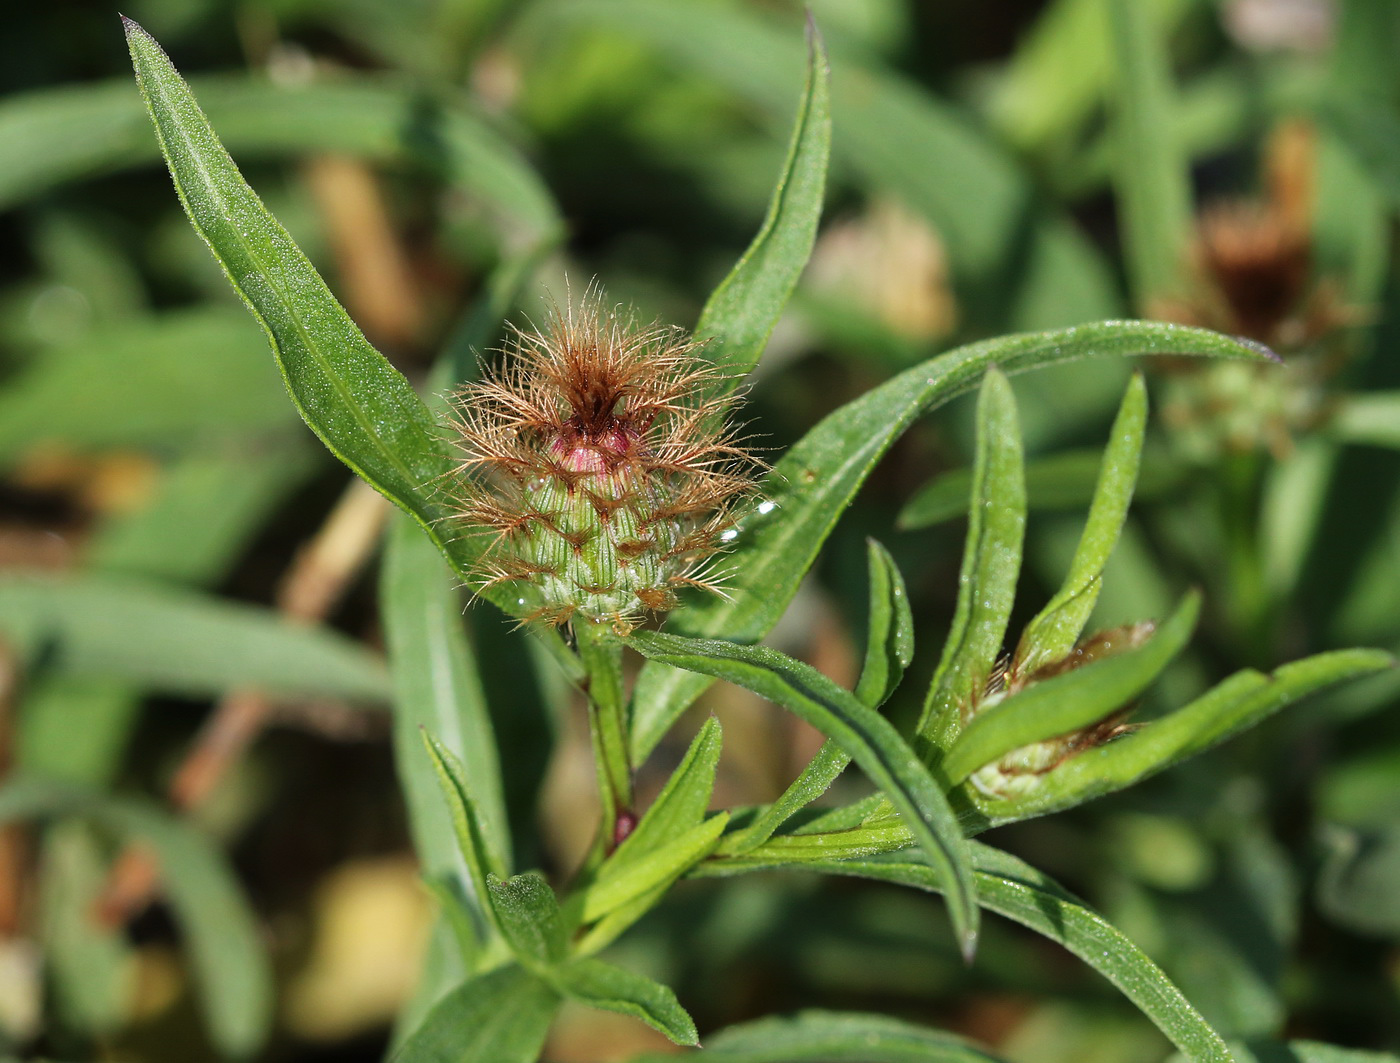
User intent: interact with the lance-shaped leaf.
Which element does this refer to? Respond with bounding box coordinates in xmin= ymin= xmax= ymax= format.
xmin=629 ymin=1009 xmax=1006 ymax=1062
xmin=1014 ymin=372 xmax=1147 ymax=675
xmin=720 ymin=539 xmax=912 ymax=855
xmin=488 ymin=872 xmax=567 ymax=969
xmin=123 ymin=20 xmax=529 ymax=615
xmin=422 ymin=731 xmax=509 ymax=941
xmin=393 ymin=965 xmax=559 ymax=1063
xmin=577 ymin=718 xmax=723 ymax=952
xmin=916 ymin=368 xmax=1025 ymax=753
xmin=383 ymin=516 xmax=510 ymax=897
xmin=695 ymin=14 xmax=829 ymax=389
xmin=943 ymin=591 xmax=1200 ymax=786
xmin=627 ymin=630 xmax=980 ymax=958
xmin=629 ymin=320 xmax=1275 ymax=763
xmin=721 ymin=844 xmax=1236 ymax=1063
xmin=554 ymin=959 xmax=698 ymax=1047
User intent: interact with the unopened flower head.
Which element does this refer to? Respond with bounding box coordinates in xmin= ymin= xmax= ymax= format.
xmin=449 ymin=293 xmax=757 ymax=632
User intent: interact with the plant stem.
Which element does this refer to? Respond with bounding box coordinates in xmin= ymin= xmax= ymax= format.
xmin=574 ymin=621 xmax=633 ymax=845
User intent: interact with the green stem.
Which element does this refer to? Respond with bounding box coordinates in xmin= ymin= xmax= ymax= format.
xmin=574 ymin=621 xmax=634 ymax=843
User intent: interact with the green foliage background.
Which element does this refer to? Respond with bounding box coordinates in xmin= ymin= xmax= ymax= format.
xmin=2 ymin=0 xmax=1400 ymax=1060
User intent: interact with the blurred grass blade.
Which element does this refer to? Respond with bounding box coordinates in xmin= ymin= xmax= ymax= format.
xmin=20 ymin=451 xmax=312 ymax=792
xmin=124 ymin=21 xmax=511 ymax=602
xmin=41 ymin=823 xmax=132 ymax=1036
xmin=1330 ymin=392 xmax=1400 ymax=449
xmin=627 ymin=630 xmax=980 ymax=958
xmin=0 ymin=76 xmax=560 ymax=238
xmin=943 ymin=591 xmax=1199 ymax=785
xmin=695 ymin=15 xmax=829 ymax=388
xmin=0 ymin=780 xmax=272 ymax=1058
xmin=554 ymin=959 xmax=698 ymax=1047
xmin=546 ymin=0 xmax=1117 ymax=329
xmin=1173 ymin=1042 xmax=1400 ymax=1063
xmin=0 ymin=309 xmax=298 ymax=464
xmin=990 ymin=0 xmax=1192 ymax=157
xmin=488 ymin=872 xmax=567 ymax=968
xmin=1107 ymin=0 xmax=1193 ymax=307
xmin=898 ymin=446 xmax=1174 ymax=531
xmin=1015 ymin=374 xmax=1147 ymax=673
xmin=0 ymin=572 xmax=388 ymax=701
xmin=917 ymin=369 xmax=1025 ymax=752
xmin=986 ymin=649 xmax=1394 ymax=823
xmin=393 ymin=965 xmax=558 ymax=1063
xmin=719 ymin=539 xmax=912 ymax=856
xmin=806 ymin=845 xmax=1235 ymax=1063
xmin=422 ymin=732 xmax=509 ymax=939
xmin=630 ymin=320 xmax=1274 ymax=762
xmin=630 ymin=1009 xmax=1009 ymax=1062
xmin=383 ymin=515 xmax=511 ymax=893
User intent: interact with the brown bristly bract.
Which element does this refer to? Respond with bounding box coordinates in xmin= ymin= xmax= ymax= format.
xmin=447 ymin=291 xmax=759 ymax=633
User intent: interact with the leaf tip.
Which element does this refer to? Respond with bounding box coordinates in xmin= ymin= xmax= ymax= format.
xmin=959 ymin=927 xmax=979 ymax=966
xmin=1235 ymin=335 xmax=1282 ymax=363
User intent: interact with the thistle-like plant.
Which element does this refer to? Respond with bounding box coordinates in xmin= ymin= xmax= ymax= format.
xmin=448 ymin=295 xmax=754 ymax=631
xmin=125 ymin=15 xmax=1394 ymax=1063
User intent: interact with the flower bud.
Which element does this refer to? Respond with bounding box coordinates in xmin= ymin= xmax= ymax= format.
xmin=449 ymin=293 xmax=755 ymax=631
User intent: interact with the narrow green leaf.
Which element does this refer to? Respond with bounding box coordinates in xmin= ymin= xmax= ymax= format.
xmin=856 ymin=539 xmax=917 ymax=708
xmin=0 ymin=572 xmax=388 ymax=702
xmin=1108 ymin=0 xmax=1193 ymax=306
xmin=943 ymin=591 xmax=1200 ymax=786
xmin=630 ymin=319 xmax=1273 ymax=762
xmin=871 ymin=845 xmax=1232 ymax=1063
xmin=630 ymin=1009 xmax=1008 ymax=1062
xmin=581 ymin=814 xmax=729 ymax=925
xmin=384 ymin=516 xmax=510 ymax=895
xmin=694 ymin=14 xmax=829 ymax=388
xmin=917 ymin=369 xmax=1026 ymax=753
xmin=720 ymin=539 xmax=911 ymax=855
xmin=626 ymin=630 xmax=980 ymax=958
xmin=574 ymin=719 xmax=722 ymax=952
xmin=703 ymin=840 xmax=1231 ymax=1063
xmin=982 ymin=649 xmax=1394 ymax=824
xmin=1015 ymin=373 xmax=1148 ymax=674
xmin=554 ymin=958 xmax=698 ymax=1047
xmin=123 ymin=21 xmax=519 ymax=610
xmin=422 ymin=731 xmax=509 ymax=939
xmin=612 ymin=717 xmax=722 ymax=865
xmin=0 ymin=780 xmax=272 ymax=1058
xmin=488 ymin=872 xmax=567 ymax=968
xmin=392 ymin=965 xmax=559 ymax=1063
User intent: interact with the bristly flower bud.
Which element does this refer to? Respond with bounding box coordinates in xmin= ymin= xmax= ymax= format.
xmin=448 ymin=292 xmax=757 ymax=632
